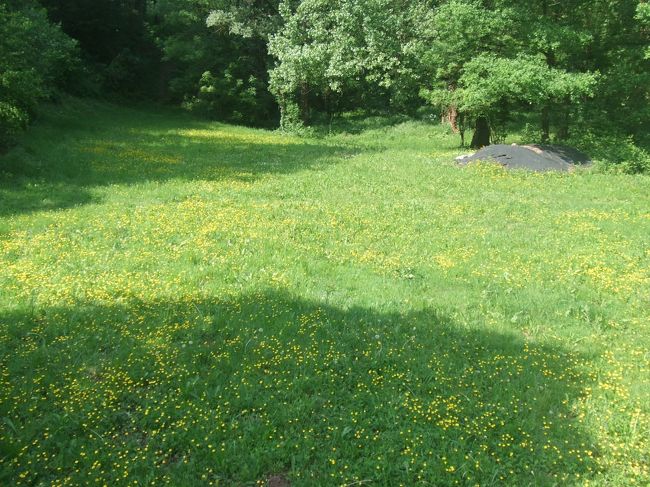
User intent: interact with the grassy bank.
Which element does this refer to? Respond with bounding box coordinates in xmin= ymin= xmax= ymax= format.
xmin=1 ymin=100 xmax=649 ymax=486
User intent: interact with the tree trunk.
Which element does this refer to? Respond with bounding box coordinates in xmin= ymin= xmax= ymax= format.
xmin=541 ymin=106 xmax=551 ymax=143
xmin=558 ymin=98 xmax=570 ymax=140
xmin=459 ymin=112 xmax=466 ymax=147
xmin=442 ymin=105 xmax=459 ymax=133
xmin=441 ymin=83 xmax=459 ymax=133
xmin=300 ymin=82 xmax=309 ymax=125
xmin=278 ymin=94 xmax=291 ymax=130
xmin=470 ymin=116 xmax=491 ymax=149
xmin=157 ymin=61 xmax=177 ymax=102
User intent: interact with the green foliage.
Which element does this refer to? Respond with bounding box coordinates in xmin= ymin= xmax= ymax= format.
xmin=268 ymin=0 xmax=437 ymax=129
xmin=638 ymin=2 xmax=650 ymax=58
xmin=206 ymin=0 xmax=283 ymax=39
xmin=450 ymin=54 xmax=596 ymax=142
xmin=419 ymin=0 xmax=605 ymax=144
xmin=0 ymin=2 xmax=78 ymax=149
xmin=38 ymin=0 xmax=156 ymax=96
xmin=569 ymin=131 xmax=650 ymax=174
xmin=153 ymin=0 xmax=278 ymax=125
xmin=2 ymin=0 xmax=648 ymax=163
xmin=578 ymin=0 xmax=650 ymax=141
xmin=420 ymin=0 xmax=515 ymax=84
xmin=0 ymin=102 xmax=29 ymax=148
xmin=204 ymin=0 xmax=650 ymax=163
xmin=268 ymin=0 xmax=363 ymax=127
xmin=183 ymin=69 xmax=270 ymax=124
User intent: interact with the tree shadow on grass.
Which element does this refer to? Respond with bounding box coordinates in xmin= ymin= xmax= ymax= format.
xmin=0 ymin=104 xmax=360 ymax=217
xmin=1 ymin=290 xmax=598 ymax=485
xmin=0 ymin=179 xmax=96 ymax=218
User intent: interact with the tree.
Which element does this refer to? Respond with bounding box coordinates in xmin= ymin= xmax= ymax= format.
xmin=419 ymin=1 xmax=519 ymax=146
xmin=152 ymin=0 xmax=279 ymax=125
xmin=268 ymin=0 xmax=437 ymax=129
xmin=500 ymin=0 xmax=598 ymax=141
xmin=455 ymin=54 xmax=596 ymax=148
xmin=0 ymin=1 xmax=78 ymax=149
xmin=638 ymin=2 xmax=650 ymax=59
xmin=38 ymin=0 xmax=155 ymax=95
xmin=420 ymin=0 xmax=599 ymax=147
xmin=268 ymin=0 xmax=363 ymax=128
xmin=418 ymin=0 xmax=514 ymax=137
xmin=582 ymin=0 xmax=650 ymax=141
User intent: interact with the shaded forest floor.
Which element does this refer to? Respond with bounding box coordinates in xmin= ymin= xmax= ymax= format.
xmin=1 ymin=100 xmax=649 ymax=485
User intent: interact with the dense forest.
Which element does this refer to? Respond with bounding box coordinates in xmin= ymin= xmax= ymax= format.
xmin=1 ymin=0 xmax=649 ymax=168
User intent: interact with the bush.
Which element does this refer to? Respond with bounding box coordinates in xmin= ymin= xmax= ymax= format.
xmin=183 ymin=68 xmax=276 ymax=126
xmin=0 ymin=102 xmax=29 ymax=149
xmin=568 ymin=131 xmax=650 ymax=174
xmin=0 ymin=2 xmax=79 ymax=150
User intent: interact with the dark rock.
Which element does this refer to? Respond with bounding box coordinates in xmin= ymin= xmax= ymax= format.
xmin=458 ymin=144 xmax=592 ymax=172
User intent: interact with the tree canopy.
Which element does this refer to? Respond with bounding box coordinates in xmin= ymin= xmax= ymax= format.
xmin=0 ymin=1 xmax=78 ymax=148
xmin=1 ymin=0 xmax=648 ymax=164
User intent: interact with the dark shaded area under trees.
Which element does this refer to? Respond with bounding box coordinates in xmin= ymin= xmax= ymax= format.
xmin=1 ymin=0 xmax=648 ymax=169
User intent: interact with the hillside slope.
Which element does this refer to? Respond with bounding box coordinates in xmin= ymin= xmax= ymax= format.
xmin=1 ymin=100 xmax=649 ymax=485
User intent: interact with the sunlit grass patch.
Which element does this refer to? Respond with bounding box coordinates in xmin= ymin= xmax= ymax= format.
xmin=176 ymin=128 xmax=303 ymax=146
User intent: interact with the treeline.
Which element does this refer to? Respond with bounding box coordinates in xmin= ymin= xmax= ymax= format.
xmin=1 ymin=0 xmax=649 ymax=157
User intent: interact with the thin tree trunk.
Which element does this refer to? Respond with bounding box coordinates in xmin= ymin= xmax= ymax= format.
xmin=300 ymin=82 xmax=309 ymax=125
xmin=459 ymin=112 xmax=466 ymax=147
xmin=279 ymin=94 xmax=289 ymax=130
xmin=441 ymin=83 xmax=459 ymax=133
xmin=442 ymin=105 xmax=459 ymax=133
xmin=558 ymin=98 xmax=570 ymax=140
xmin=541 ymin=106 xmax=551 ymax=143
xmin=470 ymin=116 xmax=490 ymax=149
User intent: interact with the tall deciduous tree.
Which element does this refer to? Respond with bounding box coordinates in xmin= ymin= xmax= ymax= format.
xmin=421 ymin=0 xmax=599 ymax=147
xmin=456 ymin=54 xmax=596 ymax=148
xmin=418 ymin=0 xmax=514 ymax=145
xmin=268 ymin=0 xmax=438 ymax=129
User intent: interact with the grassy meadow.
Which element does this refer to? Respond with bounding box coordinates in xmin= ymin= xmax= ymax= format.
xmin=0 ymin=100 xmax=649 ymax=486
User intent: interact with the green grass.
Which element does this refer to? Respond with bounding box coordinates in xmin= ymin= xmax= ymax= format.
xmin=1 ymin=99 xmax=649 ymax=486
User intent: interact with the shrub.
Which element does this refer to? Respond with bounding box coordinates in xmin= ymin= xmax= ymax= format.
xmin=568 ymin=131 xmax=650 ymax=174
xmin=0 ymin=3 xmax=78 ymax=150
xmin=184 ymin=68 xmax=275 ymax=126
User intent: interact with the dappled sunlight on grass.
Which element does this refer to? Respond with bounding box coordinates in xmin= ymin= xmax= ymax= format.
xmin=175 ymin=128 xmax=303 ymax=146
